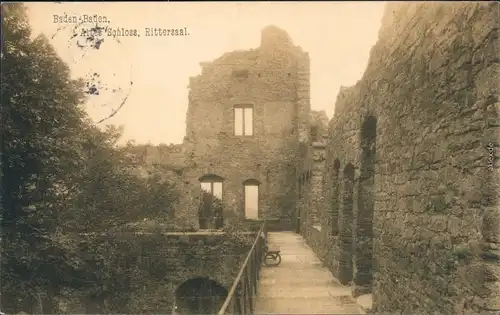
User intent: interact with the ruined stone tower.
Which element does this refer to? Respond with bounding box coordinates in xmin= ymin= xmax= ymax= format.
xmin=182 ymin=25 xmax=311 ymax=229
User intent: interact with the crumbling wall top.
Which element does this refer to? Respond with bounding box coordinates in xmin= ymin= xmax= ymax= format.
xmin=214 ymin=49 xmax=260 ymax=65
xmin=332 ymin=85 xmax=359 ymax=118
xmin=260 ymin=25 xmax=294 ymax=51
xmin=261 ymin=25 xmax=293 ymax=44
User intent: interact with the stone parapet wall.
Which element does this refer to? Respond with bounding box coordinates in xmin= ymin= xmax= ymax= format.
xmin=58 ymin=232 xmax=253 ymax=314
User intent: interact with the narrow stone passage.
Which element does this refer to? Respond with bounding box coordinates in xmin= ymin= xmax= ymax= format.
xmin=254 ymin=232 xmax=365 ymax=314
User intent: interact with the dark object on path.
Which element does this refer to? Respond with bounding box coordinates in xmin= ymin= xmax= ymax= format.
xmin=263 ymin=245 xmax=282 ymax=267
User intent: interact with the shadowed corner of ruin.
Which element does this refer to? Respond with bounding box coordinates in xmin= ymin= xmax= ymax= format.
xmin=53 ymin=2 xmax=499 ymax=315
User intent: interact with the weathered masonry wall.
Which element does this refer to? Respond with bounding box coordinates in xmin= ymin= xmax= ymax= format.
xmin=300 ymin=141 xmax=331 ymax=261
xmin=302 ymin=2 xmax=499 ymax=315
xmin=182 ymin=26 xmax=311 ymax=229
xmin=294 ymin=111 xmax=328 ymax=235
xmin=59 ymin=233 xmax=251 ymax=314
xmin=127 ymin=144 xmax=199 ymax=231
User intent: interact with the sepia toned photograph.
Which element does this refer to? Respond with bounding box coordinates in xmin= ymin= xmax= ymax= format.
xmin=1 ymin=1 xmax=498 ymax=315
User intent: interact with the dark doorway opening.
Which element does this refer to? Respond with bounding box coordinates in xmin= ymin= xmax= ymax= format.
xmin=338 ymin=163 xmax=355 ymax=285
xmin=199 ymin=174 xmax=224 ymax=229
xmin=174 ymin=278 xmax=228 ymax=315
xmin=353 ymin=116 xmax=377 ymax=296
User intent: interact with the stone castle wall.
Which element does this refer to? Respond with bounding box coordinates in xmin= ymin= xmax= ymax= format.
xmin=127 ymin=143 xmax=199 ymax=230
xmin=59 ymin=233 xmax=252 ymax=314
xmin=180 ymin=26 xmax=311 ymax=229
xmin=125 ymin=6 xmax=498 ymax=313
xmin=127 ymin=143 xmax=185 ymax=169
xmin=296 ymin=111 xmax=329 ymax=235
xmin=300 ymin=2 xmax=499 ymax=314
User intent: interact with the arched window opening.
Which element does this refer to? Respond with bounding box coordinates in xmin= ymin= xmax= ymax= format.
xmin=174 ymin=278 xmax=228 ymax=315
xmin=242 ymin=178 xmax=260 ymax=186
xmin=243 ymin=179 xmax=260 ymax=220
xmin=199 ymin=174 xmax=224 ymax=229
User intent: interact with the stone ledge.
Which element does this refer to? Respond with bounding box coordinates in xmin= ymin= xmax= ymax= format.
xmin=312 ymin=141 xmax=326 ymax=148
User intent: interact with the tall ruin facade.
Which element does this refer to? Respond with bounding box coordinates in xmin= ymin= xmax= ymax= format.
xmin=175 ymin=25 xmax=312 ymax=230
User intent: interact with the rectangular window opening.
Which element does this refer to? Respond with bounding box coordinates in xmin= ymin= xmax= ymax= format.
xmin=234 ymin=106 xmax=253 ymax=136
xmin=244 ymin=185 xmax=259 ymax=219
xmin=244 ymin=107 xmax=253 ymax=136
xmin=234 ymin=107 xmax=243 ymax=136
xmin=213 ymin=182 xmax=222 ymax=200
xmin=232 ymin=69 xmax=249 ymax=78
xmin=201 ymin=182 xmax=212 ymax=193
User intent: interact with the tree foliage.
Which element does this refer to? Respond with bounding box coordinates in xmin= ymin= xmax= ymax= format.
xmin=198 ymin=192 xmax=223 ymax=229
xmin=1 ymin=3 xmax=178 ymax=313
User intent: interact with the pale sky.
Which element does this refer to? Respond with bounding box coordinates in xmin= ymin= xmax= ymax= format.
xmin=27 ymin=2 xmax=385 ymax=145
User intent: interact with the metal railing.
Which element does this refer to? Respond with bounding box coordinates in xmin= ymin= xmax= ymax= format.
xmin=217 ymin=220 xmax=267 ymax=315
